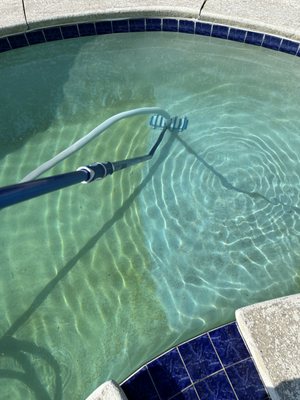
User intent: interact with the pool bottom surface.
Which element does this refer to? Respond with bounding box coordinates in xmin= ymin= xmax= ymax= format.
xmin=0 ymin=32 xmax=300 ymax=400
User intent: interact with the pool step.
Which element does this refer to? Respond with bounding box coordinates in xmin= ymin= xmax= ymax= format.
xmin=236 ymin=294 xmax=300 ymax=400
xmin=85 ymin=380 xmax=128 ymax=400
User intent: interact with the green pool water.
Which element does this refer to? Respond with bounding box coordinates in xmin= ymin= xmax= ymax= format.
xmin=1 ymin=31 xmax=300 ymax=399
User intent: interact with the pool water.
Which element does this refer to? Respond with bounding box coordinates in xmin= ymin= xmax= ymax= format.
xmin=1 ymin=31 xmax=300 ymax=399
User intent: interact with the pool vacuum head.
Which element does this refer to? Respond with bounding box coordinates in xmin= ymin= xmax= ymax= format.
xmin=150 ymin=115 xmax=188 ymax=132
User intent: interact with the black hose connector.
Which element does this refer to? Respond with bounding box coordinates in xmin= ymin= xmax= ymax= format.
xmin=77 ymin=162 xmax=114 ymax=183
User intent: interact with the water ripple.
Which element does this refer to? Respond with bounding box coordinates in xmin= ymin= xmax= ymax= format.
xmin=1 ymin=32 xmax=300 ymax=400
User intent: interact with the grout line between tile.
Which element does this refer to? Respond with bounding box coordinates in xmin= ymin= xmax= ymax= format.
xmin=191 ymin=367 xmax=224 ymax=385
xmin=226 ymin=356 xmax=252 ymax=369
xmin=146 ymin=366 xmax=163 ymax=400
xmin=24 ymin=32 xmax=29 ymax=46
xmin=168 ymin=383 xmax=200 ymax=400
xmin=207 ymin=333 xmax=239 ymax=400
xmin=221 ymin=369 xmax=239 ymax=400
xmin=4 ymin=37 xmax=12 ymax=50
xmin=176 ymin=347 xmax=201 ymax=400
xmin=41 ymin=29 xmax=46 ymax=42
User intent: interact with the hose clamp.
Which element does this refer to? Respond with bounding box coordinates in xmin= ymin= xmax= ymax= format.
xmin=76 ymin=166 xmax=95 ymax=184
xmin=94 ymin=162 xmax=107 ymax=181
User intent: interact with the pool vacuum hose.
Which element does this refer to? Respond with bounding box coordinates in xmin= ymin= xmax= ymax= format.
xmin=0 ymin=108 xmax=188 ymax=210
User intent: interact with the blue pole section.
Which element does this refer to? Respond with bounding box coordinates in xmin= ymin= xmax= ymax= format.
xmin=0 ymin=162 xmax=115 ymax=209
xmin=0 ymin=123 xmax=169 ymax=210
xmin=0 ymin=170 xmax=88 ymax=210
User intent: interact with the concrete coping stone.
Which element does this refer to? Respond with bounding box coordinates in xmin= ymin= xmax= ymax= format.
xmin=236 ymin=294 xmax=300 ymax=400
xmin=1 ymin=0 xmax=300 ymax=40
xmin=201 ymin=0 xmax=300 ymax=41
xmin=85 ymin=380 xmax=128 ymax=400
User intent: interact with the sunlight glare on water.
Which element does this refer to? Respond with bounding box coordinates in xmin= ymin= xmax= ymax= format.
xmin=0 ymin=32 xmax=300 ymax=399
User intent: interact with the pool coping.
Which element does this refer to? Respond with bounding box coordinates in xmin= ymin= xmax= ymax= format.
xmin=1 ymin=0 xmax=300 ymax=42
xmin=236 ymin=294 xmax=300 ymax=400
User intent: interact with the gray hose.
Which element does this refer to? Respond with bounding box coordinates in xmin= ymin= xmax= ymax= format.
xmin=21 ymin=107 xmax=171 ymax=182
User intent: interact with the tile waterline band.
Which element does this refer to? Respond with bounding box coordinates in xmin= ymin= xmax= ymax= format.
xmin=0 ymin=18 xmax=300 ymax=57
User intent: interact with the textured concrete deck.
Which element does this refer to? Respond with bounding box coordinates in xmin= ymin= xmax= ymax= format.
xmin=1 ymin=0 xmax=300 ymax=40
xmin=0 ymin=0 xmax=27 ymax=36
xmin=201 ymin=0 xmax=300 ymax=40
xmin=24 ymin=0 xmax=205 ymax=30
xmin=236 ymin=294 xmax=300 ymax=400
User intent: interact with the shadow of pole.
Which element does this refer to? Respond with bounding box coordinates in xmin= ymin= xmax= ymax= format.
xmin=271 ymin=378 xmax=300 ymax=399
xmin=4 ymin=134 xmax=174 ymax=339
xmin=175 ymin=133 xmax=300 ymax=214
xmin=0 ymin=336 xmax=62 ymax=400
xmin=0 ymin=134 xmax=175 ymax=400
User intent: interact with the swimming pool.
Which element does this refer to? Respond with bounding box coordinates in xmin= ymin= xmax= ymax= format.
xmin=1 ymin=30 xmax=300 ymax=399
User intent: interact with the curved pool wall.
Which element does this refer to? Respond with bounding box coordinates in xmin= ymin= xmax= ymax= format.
xmin=1 ymin=0 xmax=300 ymax=56
xmin=1 ymin=17 xmax=300 ymax=57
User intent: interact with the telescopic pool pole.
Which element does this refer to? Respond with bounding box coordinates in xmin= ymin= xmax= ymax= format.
xmin=0 ymin=125 xmax=168 ymax=210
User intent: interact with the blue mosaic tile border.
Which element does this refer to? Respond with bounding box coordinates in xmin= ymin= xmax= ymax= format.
xmin=0 ymin=18 xmax=300 ymax=57
xmin=120 ymin=322 xmax=270 ymax=400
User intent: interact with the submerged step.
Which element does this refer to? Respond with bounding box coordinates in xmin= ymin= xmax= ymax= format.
xmin=236 ymin=294 xmax=300 ymax=400
xmin=85 ymin=380 xmax=128 ymax=400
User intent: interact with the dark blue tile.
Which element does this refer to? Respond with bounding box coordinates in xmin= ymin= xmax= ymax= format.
xmin=121 ymin=367 xmax=160 ymax=400
xmin=209 ymin=323 xmax=249 ymax=367
xmin=262 ymin=35 xmax=281 ymax=50
xmin=26 ymin=30 xmax=45 ymax=45
xmin=178 ymin=334 xmax=222 ymax=382
xmin=172 ymin=386 xmax=199 ymax=400
xmin=112 ymin=19 xmax=129 ymax=33
xmin=162 ymin=19 xmax=178 ymax=32
xmin=148 ymin=348 xmax=191 ymax=400
xmin=61 ymin=25 xmax=79 ymax=39
xmin=95 ymin=21 xmax=112 ymax=35
xmin=211 ymin=25 xmax=229 ymax=39
xmin=129 ymin=19 xmax=145 ymax=32
xmin=279 ymin=39 xmax=299 ymax=55
xmin=0 ymin=38 xmax=11 ymax=52
xmin=78 ymin=23 xmax=96 ymax=36
xmin=8 ymin=34 xmax=28 ymax=49
xmin=228 ymin=28 xmax=246 ymax=42
xmin=43 ymin=27 xmax=63 ymax=41
xmin=179 ymin=20 xmax=195 ymax=34
xmin=245 ymin=31 xmax=264 ymax=46
xmin=146 ymin=18 xmax=161 ymax=31
xmin=226 ymin=359 xmax=269 ymax=400
xmin=195 ymin=22 xmax=212 ymax=36
xmin=195 ymin=371 xmax=236 ymax=400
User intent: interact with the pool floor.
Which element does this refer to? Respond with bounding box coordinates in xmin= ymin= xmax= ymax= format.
xmin=0 ymin=31 xmax=300 ymax=399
